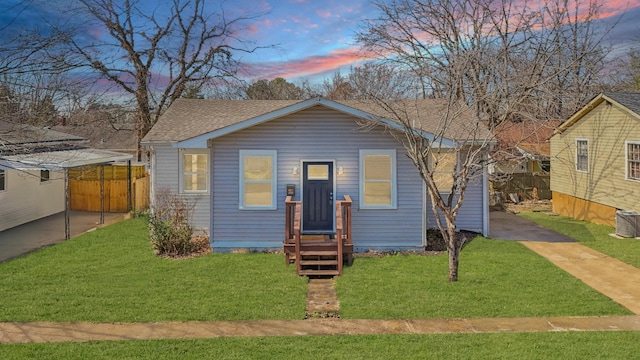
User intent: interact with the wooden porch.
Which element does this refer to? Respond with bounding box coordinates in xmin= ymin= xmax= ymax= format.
xmin=284 ymin=195 xmax=354 ymax=277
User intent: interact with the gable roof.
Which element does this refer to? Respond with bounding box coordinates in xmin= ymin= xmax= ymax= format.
xmin=555 ymin=92 xmax=640 ymax=134
xmin=141 ymin=97 xmax=491 ymax=148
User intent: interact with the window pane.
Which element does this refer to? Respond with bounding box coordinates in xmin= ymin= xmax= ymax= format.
xmin=184 ymin=154 xmax=207 ymax=172
xmin=244 ymin=157 xmax=272 ymax=180
xmin=364 ymin=182 xmax=391 ymax=206
xmin=432 ymin=151 xmax=456 ymax=171
xmin=184 ymin=173 xmax=207 ymax=191
xmin=245 ymin=182 xmax=272 ymax=206
xmin=364 ymin=155 xmax=391 ymax=180
xmin=433 ymin=172 xmax=454 ymax=190
xmin=307 ymin=165 xmax=329 ymax=180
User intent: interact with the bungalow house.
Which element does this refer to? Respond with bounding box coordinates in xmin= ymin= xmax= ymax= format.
xmin=141 ymin=98 xmax=492 ymax=275
xmin=550 ymin=92 xmax=640 ymax=229
xmin=0 ymin=120 xmax=132 ymax=234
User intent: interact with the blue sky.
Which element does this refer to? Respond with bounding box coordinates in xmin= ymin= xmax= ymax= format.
xmin=1 ymin=0 xmax=640 ymax=83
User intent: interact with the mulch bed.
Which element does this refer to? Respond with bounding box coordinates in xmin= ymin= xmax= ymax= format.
xmin=353 ymin=230 xmax=477 ymax=258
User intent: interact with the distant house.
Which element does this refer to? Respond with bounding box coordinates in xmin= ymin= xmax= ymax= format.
xmin=489 ymin=120 xmax=560 ymax=201
xmin=0 ymin=120 xmax=132 ymax=232
xmin=490 ymin=120 xmax=559 ymax=175
xmin=142 ymin=97 xmax=492 ymax=271
xmin=550 ymin=92 xmax=640 ymax=227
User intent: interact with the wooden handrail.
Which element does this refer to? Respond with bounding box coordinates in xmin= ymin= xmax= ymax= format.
xmin=335 ymin=195 xmax=352 ymax=275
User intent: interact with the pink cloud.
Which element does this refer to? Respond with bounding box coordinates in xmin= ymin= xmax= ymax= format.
xmin=316 ymin=9 xmax=332 ymax=18
xmin=241 ymin=46 xmax=373 ymax=79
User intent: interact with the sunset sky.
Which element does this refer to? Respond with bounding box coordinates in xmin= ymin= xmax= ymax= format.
xmin=1 ymin=0 xmax=640 ymax=83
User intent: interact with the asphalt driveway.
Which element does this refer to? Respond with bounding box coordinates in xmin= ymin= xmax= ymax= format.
xmin=489 ymin=211 xmax=576 ymax=242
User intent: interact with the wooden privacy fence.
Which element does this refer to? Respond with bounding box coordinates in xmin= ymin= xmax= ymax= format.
xmin=69 ymin=165 xmax=150 ymax=212
xmin=491 ymin=173 xmax=551 ymax=202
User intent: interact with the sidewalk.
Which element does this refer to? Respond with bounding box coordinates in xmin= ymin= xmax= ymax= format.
xmin=2 ymin=316 xmax=640 ymax=344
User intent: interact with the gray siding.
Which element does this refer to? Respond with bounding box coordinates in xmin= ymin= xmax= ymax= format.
xmin=150 ymin=104 xmax=487 ymax=250
xmin=152 ymin=145 xmax=211 ymax=232
xmin=211 ymin=105 xmax=424 ymax=249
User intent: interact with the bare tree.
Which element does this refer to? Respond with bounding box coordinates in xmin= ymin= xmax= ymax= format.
xmin=45 ymin=0 xmax=266 ymax=160
xmin=358 ymin=0 xmax=610 ymax=126
xmin=357 ymin=0 xmax=612 ymax=281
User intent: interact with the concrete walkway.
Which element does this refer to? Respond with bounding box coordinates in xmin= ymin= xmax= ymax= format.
xmin=521 ymin=242 xmax=640 ymax=315
xmin=2 ymin=316 xmax=640 ymax=344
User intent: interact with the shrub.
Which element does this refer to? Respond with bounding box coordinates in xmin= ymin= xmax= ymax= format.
xmin=149 ymin=188 xmax=198 ymax=257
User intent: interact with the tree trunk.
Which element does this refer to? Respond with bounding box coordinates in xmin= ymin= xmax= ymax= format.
xmin=447 ymin=221 xmax=459 ymax=282
xmin=448 ymin=247 xmax=459 ymax=282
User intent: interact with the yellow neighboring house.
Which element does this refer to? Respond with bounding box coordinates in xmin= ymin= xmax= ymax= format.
xmin=551 ymin=92 xmax=640 ymax=227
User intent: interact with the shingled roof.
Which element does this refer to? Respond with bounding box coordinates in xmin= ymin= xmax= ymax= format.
xmin=0 ymin=120 xmax=86 ymax=155
xmin=142 ymin=97 xmax=492 ymax=145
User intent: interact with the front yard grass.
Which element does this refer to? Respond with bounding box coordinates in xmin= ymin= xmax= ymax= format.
xmin=0 ymin=214 xmax=631 ymax=323
xmin=336 ymin=238 xmax=630 ymax=319
xmin=0 ymin=216 xmax=308 ymax=322
xmin=1 ymin=332 xmax=639 ymax=359
xmin=520 ymin=212 xmax=640 ymax=268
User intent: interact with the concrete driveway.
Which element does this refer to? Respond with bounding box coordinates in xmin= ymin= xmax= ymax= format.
xmin=489 ymin=211 xmax=576 ymax=242
xmin=0 ymin=211 xmax=129 ymax=263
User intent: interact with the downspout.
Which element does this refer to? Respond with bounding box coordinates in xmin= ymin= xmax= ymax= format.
xmin=422 ymin=181 xmax=427 ymax=247
xmin=148 ymin=146 xmax=156 ymax=213
xmin=482 ymin=155 xmax=490 ymax=237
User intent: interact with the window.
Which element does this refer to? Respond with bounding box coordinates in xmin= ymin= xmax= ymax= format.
xmin=576 ymin=139 xmax=589 ymax=172
xmin=180 ymin=149 xmax=208 ymax=192
xmin=0 ymin=169 xmax=5 ymax=191
xmin=627 ymin=141 xmax=640 ymax=181
xmin=359 ymin=149 xmax=397 ymax=209
xmin=40 ymin=170 xmax=50 ymax=182
xmin=431 ymin=149 xmax=457 ymax=192
xmin=239 ymin=150 xmax=277 ymax=209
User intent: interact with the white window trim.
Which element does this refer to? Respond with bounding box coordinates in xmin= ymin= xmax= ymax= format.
xmin=626 ymin=140 xmax=640 ymax=181
xmin=575 ymin=138 xmax=589 ymax=173
xmin=239 ymin=150 xmax=278 ymax=210
xmin=359 ymin=149 xmax=397 ymax=209
xmin=179 ymin=148 xmax=209 ymax=193
xmin=0 ymin=169 xmax=5 ymax=192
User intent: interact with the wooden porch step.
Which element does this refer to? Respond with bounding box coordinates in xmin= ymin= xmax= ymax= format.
xmin=300 ymin=250 xmax=338 ymax=256
xmin=299 ymin=269 xmax=340 ymax=276
xmin=300 ymin=259 xmax=339 ymax=266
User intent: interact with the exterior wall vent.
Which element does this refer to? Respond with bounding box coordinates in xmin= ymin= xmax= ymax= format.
xmin=616 ymin=211 xmax=640 ymax=238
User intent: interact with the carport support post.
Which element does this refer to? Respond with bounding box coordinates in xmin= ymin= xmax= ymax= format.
xmin=64 ymin=168 xmax=70 ymax=240
xmin=100 ymin=164 xmax=104 ymax=225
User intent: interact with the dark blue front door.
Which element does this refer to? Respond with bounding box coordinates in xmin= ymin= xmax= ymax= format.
xmin=302 ymin=162 xmax=334 ymax=233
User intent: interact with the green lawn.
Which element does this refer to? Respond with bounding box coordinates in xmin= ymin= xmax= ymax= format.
xmin=520 ymin=212 xmax=640 ymax=268
xmin=336 ymin=238 xmax=630 ymax=319
xmin=0 ymin=217 xmax=308 ymax=322
xmin=1 ymin=332 xmax=639 ymax=359
xmin=0 ymin=216 xmax=631 ymax=322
